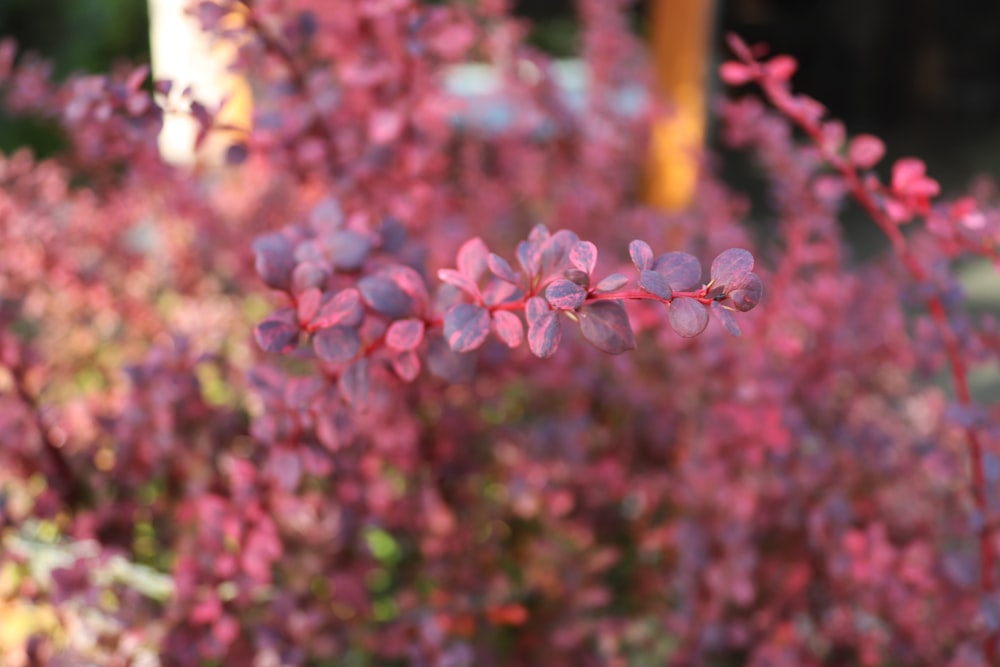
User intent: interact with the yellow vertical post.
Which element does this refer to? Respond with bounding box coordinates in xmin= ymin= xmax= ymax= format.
xmin=148 ymin=0 xmax=252 ymax=167
xmin=647 ymin=0 xmax=716 ymax=210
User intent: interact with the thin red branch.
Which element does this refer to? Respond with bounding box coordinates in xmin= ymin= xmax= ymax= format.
xmin=726 ymin=35 xmax=995 ymax=660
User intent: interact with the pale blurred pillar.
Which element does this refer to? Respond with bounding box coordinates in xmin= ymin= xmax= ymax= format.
xmin=148 ymin=0 xmax=252 ymax=166
xmin=647 ymin=0 xmax=716 ymax=210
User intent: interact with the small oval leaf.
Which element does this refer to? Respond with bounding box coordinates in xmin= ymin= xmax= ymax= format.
xmin=595 ymin=273 xmax=629 ymax=292
xmin=711 ymin=301 xmax=742 ymax=336
xmin=710 ymin=248 xmax=754 ymax=287
xmin=438 ymin=268 xmax=479 ymax=297
xmin=525 ymin=296 xmax=550 ymax=325
xmin=638 ymin=270 xmax=672 ymax=300
xmin=385 ymin=318 xmax=425 ymax=351
xmin=358 ymin=275 xmax=414 ymax=318
xmin=544 ymin=279 xmax=586 ymax=310
xmin=252 ymin=232 xmax=296 ymax=290
xmin=629 ymin=240 xmax=654 ymax=272
xmin=488 ymin=253 xmax=520 ymax=284
xmin=654 ymin=252 xmax=702 ymax=291
xmin=338 ymin=359 xmax=370 ymax=410
xmin=668 ymin=298 xmax=709 ymax=337
xmin=255 ymin=319 xmax=299 ymax=354
xmin=457 ymin=237 xmax=489 ymax=280
xmin=724 ymin=271 xmax=763 ymax=312
xmin=312 ymin=288 xmax=364 ymax=329
xmin=443 ymin=304 xmax=490 ymax=353
xmin=390 ymin=350 xmax=421 ymax=382
xmin=325 ymin=230 xmax=372 ymax=271
xmin=569 ymin=241 xmax=598 ymax=275
xmin=577 ymin=301 xmax=636 ymax=354
xmin=527 ymin=311 xmax=561 ymax=358
xmin=491 ymin=310 xmax=524 ymax=348
xmin=314 ymin=326 xmax=361 ymax=363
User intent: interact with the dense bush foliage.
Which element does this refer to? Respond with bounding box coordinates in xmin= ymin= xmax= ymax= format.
xmin=1 ymin=1 xmax=1000 ymax=665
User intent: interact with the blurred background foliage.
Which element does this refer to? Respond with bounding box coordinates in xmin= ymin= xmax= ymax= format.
xmin=0 ymin=0 xmax=148 ymax=157
xmin=2 ymin=0 xmax=999 ymax=183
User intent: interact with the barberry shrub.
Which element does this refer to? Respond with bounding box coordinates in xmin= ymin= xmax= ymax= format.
xmin=0 ymin=2 xmax=998 ymax=666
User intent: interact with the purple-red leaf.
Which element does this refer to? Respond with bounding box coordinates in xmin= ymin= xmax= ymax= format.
xmin=848 ymin=134 xmax=885 ymax=170
xmin=338 ymin=359 xmax=370 ymax=410
xmin=292 ymin=261 xmax=329 ymax=293
xmin=438 ymin=268 xmax=480 ymax=298
xmin=312 ymin=288 xmax=364 ymax=329
xmin=595 ymin=273 xmax=629 ymax=292
xmin=457 ymin=237 xmax=489 ymax=280
xmin=578 ymin=301 xmax=636 ymax=354
xmin=711 ymin=301 xmax=742 ymax=336
xmin=668 ymin=298 xmax=709 ymax=337
xmin=252 ymin=232 xmax=296 ymax=291
xmin=297 ymin=288 xmax=322 ymax=325
xmin=629 ymin=240 xmax=654 ymax=272
xmin=255 ymin=319 xmax=299 ymax=354
xmin=488 ymin=253 xmax=519 ymax=284
xmin=491 ymin=310 xmax=524 ymax=348
xmin=314 ymin=326 xmax=361 ymax=364
xmin=390 ymin=350 xmax=421 ymax=382
xmin=381 ymin=264 xmax=430 ymax=312
xmin=525 ymin=296 xmax=550 ymax=325
xmin=711 ymin=248 xmax=754 ymax=287
xmin=544 ymin=279 xmax=586 ymax=310
xmin=654 ymin=252 xmax=701 ymax=291
xmin=323 ymin=230 xmax=371 ymax=271
xmin=724 ymin=272 xmax=763 ymax=312
xmin=638 ymin=270 xmax=672 ymax=300
xmin=570 ymin=241 xmax=597 ymax=275
xmin=358 ymin=275 xmax=414 ymax=318
xmin=527 ymin=311 xmax=561 ymax=358
xmin=385 ymin=318 xmax=425 ymax=351
xmin=443 ymin=304 xmax=490 ymax=353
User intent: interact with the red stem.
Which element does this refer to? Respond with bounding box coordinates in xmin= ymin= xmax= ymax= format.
xmin=744 ymin=55 xmax=995 ymax=659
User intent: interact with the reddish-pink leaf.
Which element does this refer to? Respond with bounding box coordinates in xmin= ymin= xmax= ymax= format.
xmin=764 ymin=55 xmax=797 ymax=81
xmin=578 ymin=301 xmax=636 ymax=354
xmin=488 ymin=253 xmax=520 ymax=284
xmin=385 ymin=318 xmax=425 ymax=351
xmin=595 ymin=273 xmax=629 ymax=292
xmin=527 ymin=311 xmax=561 ymax=358
xmin=668 ymin=298 xmax=709 ymax=337
xmin=390 ymin=350 xmax=421 ymax=382
xmin=491 ymin=310 xmax=524 ymax=348
xmin=312 ymin=288 xmax=364 ymax=329
xmin=443 ymin=304 xmax=490 ymax=353
xmin=848 ymin=134 xmax=886 ymax=169
xmin=544 ymin=279 xmax=586 ymax=310
xmin=569 ymin=241 xmax=598 ymax=275
xmin=719 ymin=61 xmax=754 ymax=85
xmin=629 ymin=240 xmax=653 ymax=272
xmin=438 ymin=268 xmax=480 ymax=298
xmin=296 ymin=287 xmax=322 ymax=325
xmin=725 ymin=32 xmax=753 ymax=61
xmin=314 ymin=326 xmax=361 ymax=364
xmin=338 ymin=359 xmax=370 ymax=410
xmin=525 ymin=296 xmax=549 ymax=325
xmin=381 ymin=263 xmax=429 ymax=311
xmin=457 ymin=237 xmax=489 ymax=280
